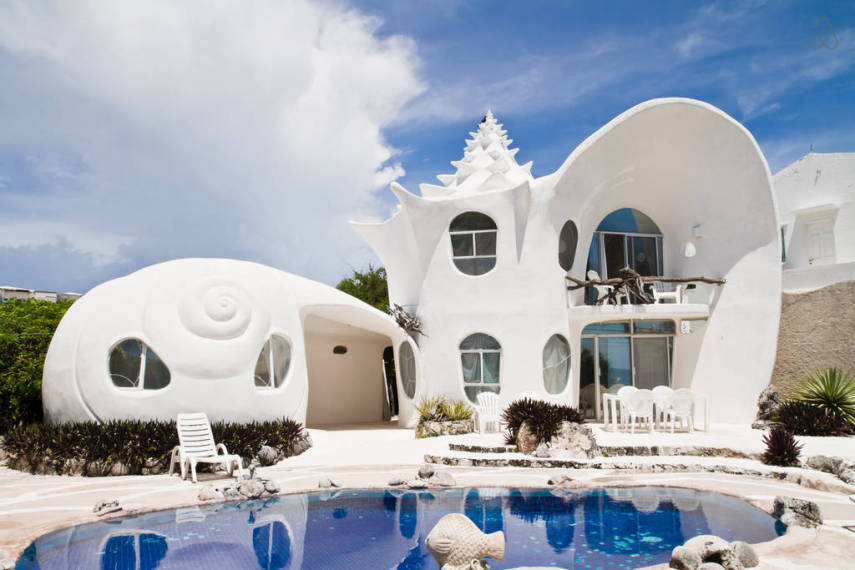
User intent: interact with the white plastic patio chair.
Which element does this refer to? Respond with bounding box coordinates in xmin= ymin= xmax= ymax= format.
xmin=624 ymin=389 xmax=655 ymax=433
xmin=587 ymin=270 xmax=623 ymax=305
xmin=651 ymin=385 xmax=674 ymax=425
xmin=652 ymin=282 xmax=685 ymax=304
xmin=664 ymin=388 xmax=695 ymax=433
xmin=169 ymin=412 xmax=245 ymax=483
xmin=615 ymin=386 xmax=638 ymax=430
xmin=475 ymin=392 xmax=502 ymax=433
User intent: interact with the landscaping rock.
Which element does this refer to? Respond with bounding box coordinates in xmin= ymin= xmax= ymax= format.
xmin=93 ymin=499 xmax=122 ymax=517
xmin=430 ymin=471 xmax=456 ymax=487
xmin=681 ymin=535 xmax=742 ymax=570
xmin=408 ymin=479 xmax=429 ymax=489
xmin=698 ymin=564 xmax=726 ymax=570
xmin=109 ymin=461 xmax=129 ymax=477
xmin=669 ymin=545 xmax=702 ymax=569
xmin=417 ymin=419 xmax=475 ymax=438
xmin=290 ymin=432 xmax=313 ymax=456
xmin=223 ymin=486 xmax=241 ymax=500
xmin=534 ymin=443 xmax=551 ymax=458
xmin=388 ymin=478 xmax=408 ymax=486
xmin=731 ymin=541 xmax=758 ymax=568
xmin=263 ymin=480 xmax=280 ymax=494
xmin=838 ymin=469 xmax=855 ymax=485
xmin=753 ymin=385 xmax=781 ymax=427
xmin=198 ymin=486 xmax=223 ymax=502
xmin=418 ymin=463 xmax=436 ymax=479
xmin=258 ymin=445 xmax=279 ymax=466
xmin=516 ymin=422 xmax=539 ymax=455
xmin=548 ymin=422 xmax=599 ymax=459
xmin=806 ymin=455 xmax=844 ymax=475
xmin=772 ymin=496 xmax=822 ymax=527
xmin=318 ymin=477 xmax=340 ymax=489
xmin=547 ymin=474 xmax=573 ymax=487
xmin=0 ymin=549 xmax=14 ymax=570
xmin=238 ymin=478 xmax=266 ymax=499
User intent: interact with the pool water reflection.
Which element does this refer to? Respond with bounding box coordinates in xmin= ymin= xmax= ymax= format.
xmin=17 ymin=486 xmax=785 ymax=569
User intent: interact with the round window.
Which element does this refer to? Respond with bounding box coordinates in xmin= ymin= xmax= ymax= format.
xmin=109 ymin=338 xmax=170 ymax=390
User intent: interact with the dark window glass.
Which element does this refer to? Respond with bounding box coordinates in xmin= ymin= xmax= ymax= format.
xmin=255 ymin=335 xmax=293 ymax=388
xmin=558 ymin=220 xmax=578 ymax=270
xmin=475 ymin=232 xmax=497 ymax=256
xmin=399 ymin=342 xmax=416 ymax=399
xmin=633 ymin=320 xmax=676 ymax=334
xmin=109 ymin=339 xmax=170 ymax=390
xmin=582 ymin=321 xmax=631 ymax=335
xmin=450 ymin=212 xmax=497 ymax=231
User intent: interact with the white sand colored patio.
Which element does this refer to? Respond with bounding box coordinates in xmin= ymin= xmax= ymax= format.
xmin=2 ymin=422 xmax=855 ymax=568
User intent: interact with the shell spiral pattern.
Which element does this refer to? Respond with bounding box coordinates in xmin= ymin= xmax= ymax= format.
xmin=178 ymin=277 xmax=254 ymax=340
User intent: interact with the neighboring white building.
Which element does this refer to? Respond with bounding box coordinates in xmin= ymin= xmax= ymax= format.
xmin=0 ymin=286 xmax=82 ymax=303
xmin=354 ymin=99 xmax=781 ymax=424
xmin=42 ymin=259 xmax=417 ymax=426
xmin=774 ymin=152 xmax=855 ymax=292
xmin=43 ymin=98 xmax=782 ymax=427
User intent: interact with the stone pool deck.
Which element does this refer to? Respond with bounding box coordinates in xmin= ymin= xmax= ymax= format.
xmin=2 ymin=422 xmax=855 ymax=568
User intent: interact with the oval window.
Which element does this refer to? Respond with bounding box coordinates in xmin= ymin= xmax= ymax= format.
xmin=333 ymin=345 xmax=347 ymax=354
xmin=449 ymin=212 xmax=497 ymax=276
xmin=399 ymin=341 xmax=416 ymax=399
xmin=255 ymin=335 xmax=292 ymax=389
xmin=542 ymin=334 xmax=570 ymax=394
xmin=109 ymin=338 xmax=170 ymax=390
xmin=558 ymin=220 xmax=578 ymax=271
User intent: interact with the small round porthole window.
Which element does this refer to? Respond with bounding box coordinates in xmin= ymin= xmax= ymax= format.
xmin=399 ymin=341 xmax=416 ymax=399
xmin=109 ymin=338 xmax=170 ymax=390
xmin=333 ymin=345 xmax=347 ymax=355
xmin=254 ymin=335 xmax=292 ymax=389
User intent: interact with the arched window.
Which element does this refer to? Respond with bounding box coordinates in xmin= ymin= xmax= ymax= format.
xmin=459 ymin=333 xmax=501 ymax=402
xmin=542 ymin=334 xmax=571 ymax=394
xmin=399 ymin=341 xmax=417 ymax=399
xmin=558 ymin=220 xmax=578 ymax=271
xmin=254 ymin=335 xmax=292 ymax=389
xmin=449 ymin=212 xmax=497 ymax=275
xmin=109 ymin=339 xmax=170 ymax=390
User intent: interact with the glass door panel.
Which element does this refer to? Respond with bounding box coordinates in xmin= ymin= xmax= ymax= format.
xmin=630 ymin=236 xmax=660 ymax=276
xmin=603 ymin=234 xmax=627 ymax=278
xmin=633 ymin=337 xmax=671 ymax=390
xmin=598 ymin=337 xmax=632 ymax=393
xmin=579 ymin=338 xmax=597 ymax=419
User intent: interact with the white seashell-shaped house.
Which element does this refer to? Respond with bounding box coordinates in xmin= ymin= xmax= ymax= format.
xmin=42 ymin=258 xmax=416 ymax=426
xmin=353 ymin=99 xmax=781 ymax=424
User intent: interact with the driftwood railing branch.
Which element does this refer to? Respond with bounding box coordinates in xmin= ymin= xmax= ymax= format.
xmin=389 ymin=303 xmax=426 ymax=336
xmin=565 ymin=267 xmax=726 ymax=306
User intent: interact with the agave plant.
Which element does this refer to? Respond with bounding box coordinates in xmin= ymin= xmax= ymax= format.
xmin=414 ymin=395 xmax=445 ymax=423
xmin=776 ymin=400 xmax=850 ymax=436
xmin=438 ymin=399 xmax=473 ymax=421
xmin=788 ymin=368 xmax=855 ymax=428
xmin=761 ymin=425 xmax=802 ymax=467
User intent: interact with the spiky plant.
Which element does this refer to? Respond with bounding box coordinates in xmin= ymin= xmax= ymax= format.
xmin=761 ymin=426 xmax=803 ymax=467
xmin=439 ymin=399 xmax=473 ymax=421
xmin=502 ymin=398 xmax=585 ymax=446
xmin=776 ymin=400 xmax=850 ymax=436
xmin=788 ymin=368 xmax=855 ymax=429
xmin=415 ymin=395 xmax=445 ymax=423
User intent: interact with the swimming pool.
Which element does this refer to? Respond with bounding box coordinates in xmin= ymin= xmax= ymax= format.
xmin=17 ymin=486 xmax=785 ymax=569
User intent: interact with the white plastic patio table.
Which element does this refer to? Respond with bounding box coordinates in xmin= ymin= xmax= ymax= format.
xmin=602 ymin=392 xmax=710 ymax=431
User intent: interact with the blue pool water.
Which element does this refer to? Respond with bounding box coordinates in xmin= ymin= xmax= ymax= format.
xmin=17 ymin=486 xmax=785 ymax=569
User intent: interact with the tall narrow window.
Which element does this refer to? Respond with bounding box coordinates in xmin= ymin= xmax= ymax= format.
xmin=449 ymin=212 xmax=497 ymax=275
xmin=558 ymin=220 xmax=578 ymax=271
xmin=254 ymin=335 xmax=292 ymax=388
xmin=542 ymin=334 xmax=571 ymax=394
xmin=459 ymin=333 xmax=501 ymax=402
xmin=109 ymin=339 xmax=171 ymax=390
xmin=398 ymin=341 xmax=417 ymax=399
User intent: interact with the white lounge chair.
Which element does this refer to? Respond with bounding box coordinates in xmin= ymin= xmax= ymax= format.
xmin=652 ymin=282 xmax=685 ymax=304
xmin=624 ymin=389 xmax=655 ymax=433
xmin=475 ymin=392 xmax=502 ymax=433
xmin=169 ymin=412 xmax=245 ymax=483
xmin=664 ymin=389 xmax=695 ymax=433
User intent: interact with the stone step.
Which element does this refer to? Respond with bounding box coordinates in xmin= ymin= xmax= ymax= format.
xmin=449 ymin=443 xmax=518 ymax=453
xmin=448 ymin=441 xmax=761 ymax=460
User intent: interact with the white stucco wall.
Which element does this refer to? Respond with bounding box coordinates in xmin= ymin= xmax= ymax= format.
xmin=42 ymin=258 xmax=414 ymax=426
xmin=775 ymin=153 xmax=855 ymax=276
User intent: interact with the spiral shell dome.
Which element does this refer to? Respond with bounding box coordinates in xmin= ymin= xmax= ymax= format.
xmin=42 ymin=258 xmax=412 ymax=425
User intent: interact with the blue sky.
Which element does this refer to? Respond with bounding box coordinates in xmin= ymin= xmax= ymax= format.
xmin=0 ymin=0 xmax=853 ymax=293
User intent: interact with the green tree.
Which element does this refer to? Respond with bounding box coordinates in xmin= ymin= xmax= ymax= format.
xmin=0 ymin=299 xmax=74 ymax=431
xmin=335 ymin=264 xmax=389 ymax=312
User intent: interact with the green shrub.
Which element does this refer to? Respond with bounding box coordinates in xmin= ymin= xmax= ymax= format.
xmin=415 ymin=395 xmax=472 ymax=423
xmin=787 ymin=368 xmax=855 ymax=429
xmin=502 ymin=398 xmax=585 ymax=446
xmin=776 ymin=400 xmax=851 ymax=437
xmin=761 ymin=425 xmax=802 ymax=467
xmin=2 ymin=417 xmax=307 ymax=476
xmin=0 ymin=299 xmax=74 ymax=432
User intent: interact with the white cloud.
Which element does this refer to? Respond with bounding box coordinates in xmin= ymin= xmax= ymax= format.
xmin=0 ymin=0 xmax=424 ymax=289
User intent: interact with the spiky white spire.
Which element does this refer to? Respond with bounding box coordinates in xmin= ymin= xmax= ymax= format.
xmin=419 ymin=110 xmax=534 ymax=198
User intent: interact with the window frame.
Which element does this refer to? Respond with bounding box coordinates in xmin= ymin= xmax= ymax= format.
xmin=254 ymin=333 xmax=293 ymax=390
xmin=107 ymin=337 xmax=171 ymax=392
xmin=449 ymin=212 xmax=498 ymax=276
xmin=459 ymin=332 xmax=502 ymax=402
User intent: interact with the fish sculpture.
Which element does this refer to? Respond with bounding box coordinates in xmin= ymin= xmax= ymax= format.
xmin=426 ymin=513 xmax=505 ymax=568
